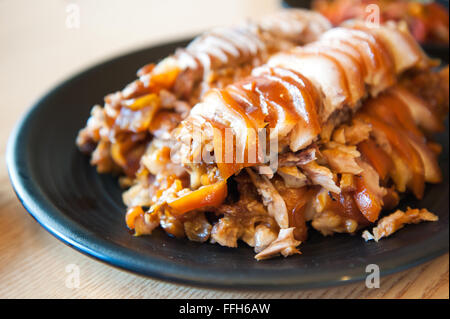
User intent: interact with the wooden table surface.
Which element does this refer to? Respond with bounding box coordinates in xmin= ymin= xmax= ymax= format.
xmin=0 ymin=0 xmax=448 ymax=299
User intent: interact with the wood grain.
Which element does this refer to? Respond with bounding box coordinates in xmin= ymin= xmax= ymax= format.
xmin=0 ymin=0 xmax=448 ymax=299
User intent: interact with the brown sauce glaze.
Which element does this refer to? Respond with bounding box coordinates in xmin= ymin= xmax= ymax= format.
xmin=205 ymin=66 xmax=322 ymax=178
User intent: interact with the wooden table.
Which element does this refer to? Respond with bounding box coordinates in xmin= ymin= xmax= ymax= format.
xmin=0 ymin=0 xmax=448 ymax=299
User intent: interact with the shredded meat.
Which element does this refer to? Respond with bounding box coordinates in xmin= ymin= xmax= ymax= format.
xmin=253 ymin=225 xmax=278 ymax=253
xmin=210 ymin=216 xmax=240 ymax=247
xmin=357 ymin=159 xmax=387 ymax=204
xmin=209 ymin=178 xmax=279 ymax=250
xmin=300 ymin=161 xmax=341 ymax=193
xmin=76 ymin=105 xmax=105 ymax=153
xmin=255 ymin=228 xmax=302 ymax=260
xmin=134 ymin=213 xmax=160 ymax=236
xmin=322 ymin=142 xmax=363 ymax=174
xmin=362 ymin=207 xmax=438 ymax=242
xmin=246 ymin=168 xmax=289 ymax=229
xmin=332 ymin=118 xmax=372 ymax=145
xmin=122 ymin=183 xmax=152 ymax=207
xmin=210 ymin=199 xmax=278 ymax=250
xmin=90 ymin=140 xmax=118 ymax=174
xmin=312 ymin=210 xmax=359 ymax=236
xmin=184 ymin=212 xmax=212 ymax=243
xmin=278 ymin=146 xmax=317 ymax=167
xmin=277 ymin=166 xmax=308 ymax=188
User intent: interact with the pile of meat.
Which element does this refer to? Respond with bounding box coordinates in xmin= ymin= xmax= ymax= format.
xmin=77 ymin=9 xmax=331 ymax=177
xmin=77 ymin=9 xmax=448 ymax=260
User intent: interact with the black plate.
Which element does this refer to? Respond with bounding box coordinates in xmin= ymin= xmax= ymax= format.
xmin=7 ymin=39 xmax=449 ymax=290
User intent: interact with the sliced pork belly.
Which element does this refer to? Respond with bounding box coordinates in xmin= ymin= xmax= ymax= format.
xmin=251 ymin=66 xmax=322 ymax=151
xmin=184 ymin=65 xmax=323 ymax=176
xmin=189 ymin=90 xmax=254 ymax=169
xmin=343 ymin=20 xmax=433 ymax=73
xmin=359 ymin=93 xmax=442 ymax=187
xmin=301 ymin=43 xmax=366 ymax=106
xmin=267 ymin=50 xmax=349 ymax=121
xmin=174 ymin=21 xmax=432 ymax=184
xmin=389 ymin=86 xmax=444 ymax=133
xmin=407 ymin=137 xmax=442 ymax=184
xmin=77 ymin=9 xmax=332 ymax=177
xmin=357 ymin=114 xmax=425 ymax=199
xmin=320 ymin=27 xmax=396 ymax=95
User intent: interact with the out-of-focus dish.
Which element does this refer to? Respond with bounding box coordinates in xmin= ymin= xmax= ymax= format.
xmin=312 ymin=0 xmax=449 ymax=45
xmin=75 ymin=9 xmax=449 ymax=261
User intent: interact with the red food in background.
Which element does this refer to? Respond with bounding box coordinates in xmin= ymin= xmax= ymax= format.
xmin=313 ymin=0 xmax=449 ymax=44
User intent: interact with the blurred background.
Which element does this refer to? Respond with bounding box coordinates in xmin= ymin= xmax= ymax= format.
xmin=290 ymin=0 xmax=449 ymax=44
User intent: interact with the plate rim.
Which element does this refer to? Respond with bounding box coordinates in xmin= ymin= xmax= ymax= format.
xmin=6 ymin=41 xmax=450 ymax=290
